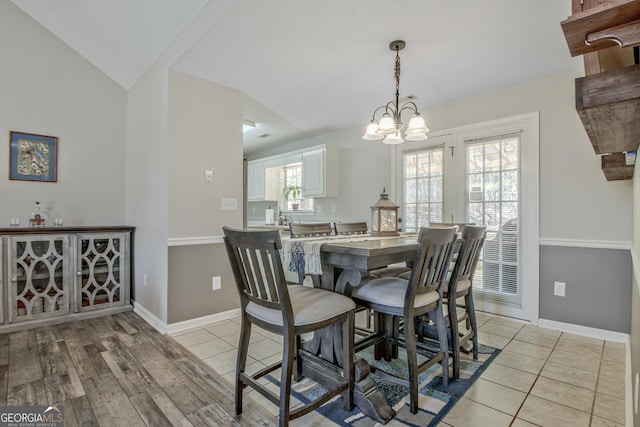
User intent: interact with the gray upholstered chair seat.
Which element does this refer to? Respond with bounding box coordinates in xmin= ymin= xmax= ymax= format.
xmin=351 ymin=277 xmax=439 ymax=309
xmin=369 ymin=265 xmax=412 ymax=279
xmin=247 ymin=285 xmax=355 ymax=327
xmin=396 ymin=270 xmax=411 ymax=280
xmin=452 ymin=278 xmax=471 ymax=293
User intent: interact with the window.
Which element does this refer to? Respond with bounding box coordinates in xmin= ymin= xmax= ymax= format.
xmin=283 ymin=163 xmax=314 ymax=212
xmin=403 ymin=146 xmax=444 ymax=232
xmin=466 ymin=133 xmax=520 ymax=306
xmin=396 ymin=113 xmax=539 ymax=321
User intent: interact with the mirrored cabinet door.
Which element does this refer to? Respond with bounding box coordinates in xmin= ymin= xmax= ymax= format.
xmin=7 ymin=234 xmax=70 ymax=322
xmin=76 ymin=233 xmax=130 ymax=312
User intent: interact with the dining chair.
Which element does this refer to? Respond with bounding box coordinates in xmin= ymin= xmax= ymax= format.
xmin=288 ymin=222 xmax=334 ymax=285
xmin=334 ymin=221 xmax=368 ymax=235
xmin=371 ymin=223 xmax=472 ymax=280
xmin=288 ymin=222 xmax=334 ymax=237
xmin=444 ymin=224 xmax=486 ymax=378
xmin=351 ymin=226 xmax=457 ymax=414
xmin=223 ymin=227 xmax=355 ymax=427
xmin=429 ymin=222 xmax=475 ymax=236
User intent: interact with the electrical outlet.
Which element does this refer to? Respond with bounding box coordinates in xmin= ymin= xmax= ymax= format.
xmin=212 ymin=276 xmax=221 ymax=290
xmin=143 ymin=273 xmax=148 ymax=287
xmin=553 ymin=281 xmax=566 ymax=297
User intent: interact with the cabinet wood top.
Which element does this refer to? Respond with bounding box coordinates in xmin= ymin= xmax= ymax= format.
xmin=0 ymin=225 xmax=135 ymax=234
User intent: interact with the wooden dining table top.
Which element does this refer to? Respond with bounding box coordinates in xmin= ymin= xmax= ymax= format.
xmin=319 ymin=233 xmax=419 ymax=271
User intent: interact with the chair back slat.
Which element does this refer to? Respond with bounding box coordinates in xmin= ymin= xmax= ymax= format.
xmin=223 ymin=227 xmax=292 ymax=317
xmin=259 ymin=248 xmax=280 ymax=303
xmin=453 ymin=225 xmax=487 ymax=283
xmin=405 ymin=227 xmax=457 ymax=306
xmin=289 ymin=222 xmax=334 ymax=238
xmin=334 ymin=222 xmax=368 ymax=235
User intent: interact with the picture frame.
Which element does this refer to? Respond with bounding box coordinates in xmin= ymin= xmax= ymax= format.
xmin=9 ymin=131 xmax=58 ymax=182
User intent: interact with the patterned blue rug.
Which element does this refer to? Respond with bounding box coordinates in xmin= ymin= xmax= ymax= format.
xmin=286 ymin=343 xmax=500 ymax=426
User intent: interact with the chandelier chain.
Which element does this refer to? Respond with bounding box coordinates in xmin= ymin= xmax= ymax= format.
xmin=394 ymin=49 xmax=401 ymax=102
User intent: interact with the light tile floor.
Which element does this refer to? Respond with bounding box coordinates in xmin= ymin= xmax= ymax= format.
xmin=170 ymin=311 xmax=627 ymax=426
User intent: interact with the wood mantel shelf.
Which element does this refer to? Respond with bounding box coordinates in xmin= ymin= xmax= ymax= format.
xmin=575 ymin=64 xmax=640 ymax=155
xmin=562 ymin=0 xmax=640 ymax=181
xmin=602 ymin=152 xmax=635 ymax=180
xmin=561 ymin=0 xmax=640 ymax=57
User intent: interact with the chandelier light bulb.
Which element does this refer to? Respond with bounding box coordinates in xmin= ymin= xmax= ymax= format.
xmin=376 ymin=113 xmax=397 ymax=135
xmin=383 ymin=131 xmax=404 ymax=145
xmin=362 ymin=120 xmax=384 ymax=140
xmin=406 ymin=114 xmax=428 ymax=134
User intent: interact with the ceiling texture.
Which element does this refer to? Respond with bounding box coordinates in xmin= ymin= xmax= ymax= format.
xmin=11 ymin=0 xmax=582 ymax=155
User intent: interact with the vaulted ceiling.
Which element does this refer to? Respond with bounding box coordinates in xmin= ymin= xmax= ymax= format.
xmin=11 ymin=0 xmax=582 ymax=155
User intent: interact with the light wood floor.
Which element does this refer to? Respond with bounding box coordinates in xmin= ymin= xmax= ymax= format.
xmin=0 ymin=312 xmax=275 ymax=427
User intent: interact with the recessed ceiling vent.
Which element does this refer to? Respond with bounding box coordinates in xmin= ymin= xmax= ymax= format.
xmin=399 ymin=95 xmax=418 ymax=102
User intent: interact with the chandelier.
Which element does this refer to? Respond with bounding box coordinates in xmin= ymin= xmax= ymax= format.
xmin=362 ymin=40 xmax=429 ymax=144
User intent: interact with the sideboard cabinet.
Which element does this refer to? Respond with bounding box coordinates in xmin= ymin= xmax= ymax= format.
xmin=0 ymin=226 xmax=134 ymax=332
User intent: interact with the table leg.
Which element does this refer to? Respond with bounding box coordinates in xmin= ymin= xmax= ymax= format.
xmin=301 ymin=267 xmax=395 ymax=424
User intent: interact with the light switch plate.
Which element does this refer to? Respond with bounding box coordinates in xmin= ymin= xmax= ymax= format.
xmin=204 ymin=170 xmax=214 ymax=183
xmin=221 ymin=198 xmax=238 ymax=210
xmin=553 ymin=281 xmax=566 ymax=297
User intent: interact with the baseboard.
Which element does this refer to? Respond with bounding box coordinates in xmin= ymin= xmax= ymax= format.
xmin=538 ymin=318 xmax=629 ymax=343
xmin=133 ymin=301 xmax=167 ymax=334
xmin=165 ymin=308 xmax=242 ymax=335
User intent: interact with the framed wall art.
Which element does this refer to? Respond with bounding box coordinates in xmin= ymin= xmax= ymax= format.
xmin=9 ymin=131 xmax=58 ymax=182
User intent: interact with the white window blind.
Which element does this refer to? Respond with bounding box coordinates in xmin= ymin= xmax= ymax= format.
xmin=403 ymin=146 xmax=444 ymax=232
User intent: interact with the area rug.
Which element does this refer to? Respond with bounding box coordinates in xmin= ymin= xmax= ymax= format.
xmin=286 ymin=343 xmax=500 ymax=426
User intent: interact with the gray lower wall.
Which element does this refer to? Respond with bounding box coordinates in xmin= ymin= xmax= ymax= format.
xmin=631 ymin=274 xmax=639 ymax=426
xmin=167 ymin=244 xmax=239 ymax=324
xmin=539 ymin=245 xmax=631 ymax=333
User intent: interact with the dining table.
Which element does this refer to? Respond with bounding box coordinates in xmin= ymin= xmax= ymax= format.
xmin=282 ymin=232 xmax=419 ymax=424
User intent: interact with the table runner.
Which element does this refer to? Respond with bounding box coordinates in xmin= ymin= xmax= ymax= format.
xmin=282 ymin=233 xmax=416 ymax=275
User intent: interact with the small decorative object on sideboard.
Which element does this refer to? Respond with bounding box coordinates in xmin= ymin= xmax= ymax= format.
xmin=29 ymin=201 xmax=46 ymax=227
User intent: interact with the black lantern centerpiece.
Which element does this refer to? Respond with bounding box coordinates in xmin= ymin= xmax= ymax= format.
xmin=370 ymin=188 xmax=399 ymax=237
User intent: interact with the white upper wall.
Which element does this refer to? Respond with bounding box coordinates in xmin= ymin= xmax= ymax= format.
xmin=168 ymin=70 xmax=244 ymax=238
xmin=0 ymin=1 xmax=127 ymax=226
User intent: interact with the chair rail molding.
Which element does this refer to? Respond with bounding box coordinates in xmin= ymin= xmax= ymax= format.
xmin=168 ymin=235 xmax=224 ymax=246
xmin=539 ymin=237 xmax=631 ymax=250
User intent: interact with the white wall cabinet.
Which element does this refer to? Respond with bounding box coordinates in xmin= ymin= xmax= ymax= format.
xmin=247 ymin=161 xmax=266 ymax=201
xmin=302 ymin=146 xmax=339 ymax=198
xmin=0 ymin=226 xmax=133 ymax=332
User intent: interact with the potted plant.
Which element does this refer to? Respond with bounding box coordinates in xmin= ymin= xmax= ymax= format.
xmin=283 ymin=185 xmax=302 ymax=210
